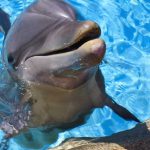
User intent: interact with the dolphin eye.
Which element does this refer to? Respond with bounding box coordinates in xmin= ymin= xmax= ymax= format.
xmin=8 ymin=55 xmax=14 ymax=64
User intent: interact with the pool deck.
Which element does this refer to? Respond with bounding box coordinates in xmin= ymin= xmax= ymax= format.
xmin=50 ymin=119 xmax=150 ymax=150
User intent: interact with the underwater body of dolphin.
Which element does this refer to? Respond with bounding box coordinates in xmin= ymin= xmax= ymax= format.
xmin=0 ymin=0 xmax=140 ymax=139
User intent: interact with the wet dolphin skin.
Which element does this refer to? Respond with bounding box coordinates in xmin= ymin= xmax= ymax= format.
xmin=0 ymin=0 xmax=140 ymax=142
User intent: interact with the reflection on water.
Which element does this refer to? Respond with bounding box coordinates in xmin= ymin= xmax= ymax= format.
xmin=0 ymin=0 xmax=150 ymax=149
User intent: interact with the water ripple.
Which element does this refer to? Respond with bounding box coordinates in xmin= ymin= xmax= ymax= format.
xmin=0 ymin=0 xmax=150 ymax=149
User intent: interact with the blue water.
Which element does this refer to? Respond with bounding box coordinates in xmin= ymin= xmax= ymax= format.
xmin=0 ymin=0 xmax=150 ymax=149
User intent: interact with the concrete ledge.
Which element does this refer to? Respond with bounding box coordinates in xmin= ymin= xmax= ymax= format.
xmin=50 ymin=119 xmax=150 ymax=150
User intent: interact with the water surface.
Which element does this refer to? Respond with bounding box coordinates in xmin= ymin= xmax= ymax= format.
xmin=0 ymin=0 xmax=150 ymax=149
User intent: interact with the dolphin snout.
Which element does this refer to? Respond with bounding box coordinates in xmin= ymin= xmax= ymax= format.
xmin=20 ymin=21 xmax=106 ymax=89
xmin=76 ymin=38 xmax=106 ymax=64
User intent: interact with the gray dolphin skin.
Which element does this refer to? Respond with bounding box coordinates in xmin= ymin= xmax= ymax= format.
xmin=0 ymin=8 xmax=11 ymax=36
xmin=0 ymin=0 xmax=140 ymax=141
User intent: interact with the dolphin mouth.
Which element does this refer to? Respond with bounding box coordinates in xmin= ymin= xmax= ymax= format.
xmin=10 ymin=21 xmax=101 ymax=67
xmin=40 ymin=26 xmax=101 ymax=56
xmin=45 ymin=32 xmax=100 ymax=56
xmin=24 ymin=21 xmax=101 ymax=60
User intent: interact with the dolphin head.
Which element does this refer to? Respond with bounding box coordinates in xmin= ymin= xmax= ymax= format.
xmin=3 ymin=0 xmax=106 ymax=89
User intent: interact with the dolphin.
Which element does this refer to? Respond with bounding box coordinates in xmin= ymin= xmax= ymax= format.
xmin=0 ymin=0 xmax=140 ymax=139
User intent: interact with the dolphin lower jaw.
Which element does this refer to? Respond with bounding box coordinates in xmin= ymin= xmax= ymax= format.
xmin=19 ymin=65 xmax=97 ymax=90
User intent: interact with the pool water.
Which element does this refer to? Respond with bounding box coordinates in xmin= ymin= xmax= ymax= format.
xmin=0 ymin=0 xmax=150 ymax=149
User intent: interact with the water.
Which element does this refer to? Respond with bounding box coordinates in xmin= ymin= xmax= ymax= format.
xmin=0 ymin=0 xmax=150 ymax=149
